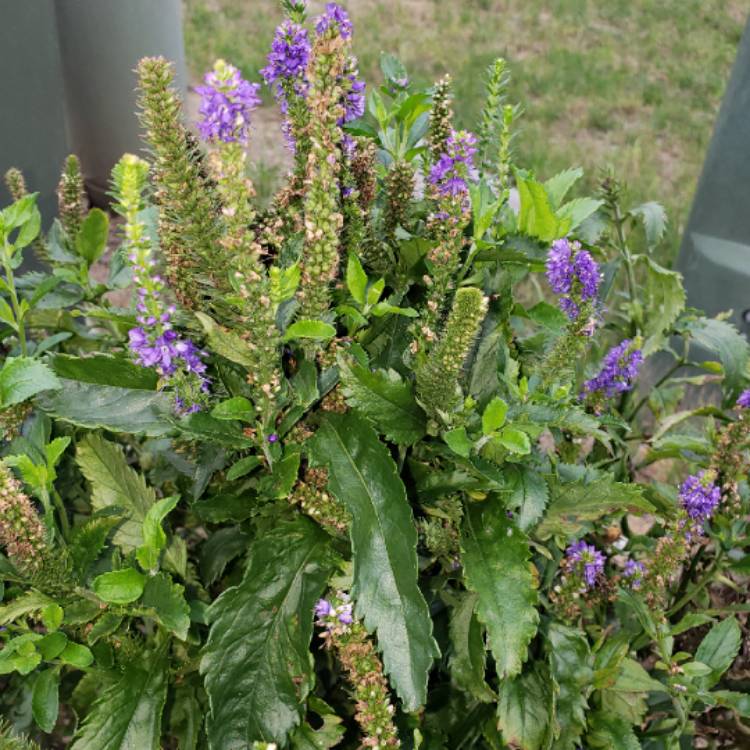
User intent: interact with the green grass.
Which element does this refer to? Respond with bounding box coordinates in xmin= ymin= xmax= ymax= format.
xmin=184 ymin=0 xmax=746 ymax=261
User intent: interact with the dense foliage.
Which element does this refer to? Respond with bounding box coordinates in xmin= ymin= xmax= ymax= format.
xmin=1 ymin=3 xmax=749 ymax=748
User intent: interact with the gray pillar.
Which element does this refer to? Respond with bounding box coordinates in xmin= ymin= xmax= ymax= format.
xmin=677 ymin=16 xmax=750 ymax=335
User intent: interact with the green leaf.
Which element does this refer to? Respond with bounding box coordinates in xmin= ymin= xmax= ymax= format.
xmin=141 ymin=572 xmax=190 ymax=640
xmin=2 ymin=193 xmax=38 ymax=231
xmin=638 ymin=257 xmax=686 ymax=356
xmin=77 ymin=433 xmax=157 ymax=551
xmin=258 ymin=451 xmax=300 ymax=500
xmin=339 ymin=360 xmax=426 ymax=445
xmin=586 ymin=712 xmax=641 ymax=750
xmin=547 ymin=623 xmax=592 ymax=750
xmin=557 ymin=197 xmax=604 ymax=230
xmin=481 ymin=396 xmax=508 ymax=434
xmin=536 ymin=477 xmax=654 ymax=540
xmin=610 ymin=658 xmax=666 ymax=694
xmin=346 ymin=254 xmax=368 ymax=306
xmin=87 ymin=613 xmax=124 ymax=645
xmin=0 ymin=357 xmax=61 ymax=407
xmin=50 ymin=354 xmax=158 ymax=390
xmin=211 ymin=396 xmax=254 ymax=422
xmin=448 ymin=592 xmax=495 ymax=702
xmin=40 ymin=380 xmax=173 ymax=436
xmin=32 ymin=668 xmax=60 ymax=732
xmin=201 ymin=517 xmax=336 ymax=747
xmin=0 ymin=590 xmax=54 ymax=625
xmin=136 ymin=495 xmax=179 ymax=571
xmin=497 ymin=426 xmax=531 ymax=455
xmin=630 ymin=201 xmax=667 ymax=249
xmin=544 ymin=167 xmax=582 ymax=208
xmin=40 ymin=603 xmax=63 ymax=631
xmin=70 ymin=516 xmax=121 ymax=580
xmin=444 ymin=427 xmax=472 ymax=458
xmin=712 ymin=690 xmax=750 ymax=718
xmin=75 ymin=208 xmax=109 ymax=265
xmin=269 ymin=263 xmax=301 ymax=306
xmin=283 ymin=319 xmax=336 ymax=342
xmin=516 ymin=172 xmax=570 ymax=242
xmin=496 ymin=664 xmax=552 ymax=750
xmin=199 ymin=526 xmax=249 ymax=585
xmin=309 ymin=412 xmax=439 ymax=710
xmin=60 ymin=641 xmax=94 ymax=668
xmin=71 ymin=652 xmax=168 ymax=750
xmin=461 ymin=497 xmax=539 ymax=679
xmin=695 ymin=616 xmax=741 ymax=688
xmin=194 ymin=312 xmax=258 ymax=369
xmin=508 ymin=466 xmax=548 ymax=531
xmin=37 ymin=631 xmax=67 ymax=660
xmin=92 ymin=568 xmax=146 ymax=605
xmin=225 ymin=455 xmax=262 ymax=482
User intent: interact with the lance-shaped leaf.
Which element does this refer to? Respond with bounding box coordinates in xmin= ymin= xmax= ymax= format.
xmin=497 ymin=663 xmax=553 ymax=750
xmin=201 ymin=517 xmax=336 ymax=747
xmin=71 ymin=652 xmax=168 ymax=750
xmin=448 ymin=592 xmax=495 ymax=702
xmin=695 ymin=616 xmax=741 ymax=689
xmin=76 ymin=433 xmax=156 ymax=551
xmin=461 ymin=497 xmax=539 ymax=679
xmin=339 ymin=359 xmax=426 ymax=445
xmin=309 ymin=412 xmax=439 ymax=710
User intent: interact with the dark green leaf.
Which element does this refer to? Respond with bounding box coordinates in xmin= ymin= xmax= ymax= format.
xmin=75 ymin=208 xmax=109 ymax=264
xmin=32 ymin=668 xmax=60 ymax=733
xmin=50 ymin=354 xmax=158 ymax=390
xmin=508 ymin=466 xmax=548 ymax=531
xmin=70 ymin=516 xmax=121 ymax=580
xmin=309 ymin=412 xmax=439 ymax=710
xmin=201 ymin=517 xmax=336 ymax=747
xmin=461 ymin=497 xmax=539 ymax=679
xmin=695 ymin=616 xmax=741 ymax=688
xmin=211 ymin=396 xmax=254 ymax=422
xmin=448 ymin=592 xmax=495 ymax=702
xmin=496 ymin=664 xmax=552 ymax=750
xmin=200 ymin=526 xmax=249 ymax=585
xmin=586 ymin=712 xmax=641 ymax=750
xmin=141 ymin=572 xmax=190 ymax=640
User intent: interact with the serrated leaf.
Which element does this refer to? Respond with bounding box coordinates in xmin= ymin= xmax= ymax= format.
xmin=32 ymin=667 xmax=59 ymax=732
xmin=536 ymin=477 xmax=654 ymax=540
xmin=141 ymin=572 xmax=190 ymax=640
xmin=92 ymin=568 xmax=146 ymax=605
xmin=136 ymin=495 xmax=179 ymax=571
xmin=508 ymin=466 xmax=548 ymax=531
xmin=638 ymin=257 xmax=686 ymax=356
xmin=77 ymin=434 xmax=157 ymax=551
xmin=87 ymin=613 xmax=124 ymax=645
xmin=269 ymin=263 xmax=300 ymax=306
xmin=448 ymin=592 xmax=495 ymax=702
xmin=630 ymin=201 xmax=667 ymax=249
xmin=70 ymin=516 xmax=121 ymax=580
xmin=0 ymin=357 xmax=61 ymax=407
xmin=461 ymin=497 xmax=538 ymax=679
xmin=309 ymin=412 xmax=439 ymax=710
xmin=695 ymin=616 xmax=741 ymax=688
xmin=339 ymin=360 xmax=426 ymax=445
xmin=40 ymin=380 xmax=173 ymax=436
xmin=547 ymin=623 xmax=592 ymax=750
xmin=0 ymin=590 xmax=54 ymax=625
xmin=201 ymin=517 xmax=336 ymax=747
xmin=516 ymin=172 xmax=570 ymax=242
xmin=71 ymin=652 xmax=168 ymax=750
xmin=496 ymin=663 xmax=552 ymax=750
xmin=544 ymin=167 xmax=583 ymax=208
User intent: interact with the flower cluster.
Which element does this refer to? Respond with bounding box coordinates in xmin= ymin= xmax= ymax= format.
xmin=546 ymin=238 xmax=601 ymax=320
xmin=315 ymin=2 xmax=353 ymax=38
xmin=196 ymin=59 xmax=261 ymax=144
xmin=565 ymin=540 xmax=606 ymax=589
xmin=261 ymin=20 xmax=311 ymax=93
xmin=429 ymin=130 xmax=479 ymax=202
xmin=581 ymin=338 xmax=643 ymax=411
xmin=737 ymin=389 xmax=750 ymax=408
xmin=679 ymin=470 xmax=720 ymax=520
xmin=315 ymin=593 xmax=354 ymax=631
xmin=623 ymin=559 xmax=646 ymax=590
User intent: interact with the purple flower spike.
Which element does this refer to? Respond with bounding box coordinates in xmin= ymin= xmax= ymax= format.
xmin=736 ymin=389 xmax=750 ymax=409
xmin=196 ymin=60 xmax=261 ymax=144
xmin=566 ymin=540 xmax=606 ymax=589
xmin=581 ymin=339 xmax=643 ymax=403
xmin=428 ymin=130 xmax=479 ymax=203
xmin=546 ymin=238 xmax=601 ymax=320
xmin=623 ymin=559 xmax=646 ymax=590
xmin=679 ymin=471 xmax=721 ymax=520
xmin=315 ymin=3 xmax=353 ymax=38
xmin=261 ymin=21 xmax=311 ymax=93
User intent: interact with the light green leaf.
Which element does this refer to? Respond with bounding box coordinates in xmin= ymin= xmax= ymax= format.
xmin=60 ymin=641 xmax=94 ymax=668
xmin=37 ymin=632 xmax=68 ymax=661
xmin=75 ymin=208 xmax=109 ymax=265
xmin=32 ymin=667 xmax=60 ymax=732
xmin=0 ymin=357 xmax=61 ymax=407
xmin=269 ymin=263 xmax=301 ymax=306
xmin=92 ymin=568 xmax=146 ymax=605
xmin=444 ymin=427 xmax=472 ymax=458
xmin=557 ymin=197 xmax=604 ymax=230
xmin=508 ymin=466 xmax=548 ymax=531
xmin=481 ymin=396 xmax=508 ymax=434
xmin=536 ymin=477 xmax=654 ymax=540
xmin=544 ymin=167 xmax=583 ymax=208
xmin=283 ymin=319 xmax=336 ymax=342
xmin=310 ymin=412 xmax=439 ymax=710
xmin=211 ymin=396 xmax=254 ymax=422
xmin=638 ymin=257 xmax=686 ymax=356
xmin=461 ymin=497 xmax=538 ymax=679
xmin=201 ymin=517 xmax=336 ymax=747
xmin=448 ymin=592 xmax=495 ymax=702
xmin=712 ymin=690 xmax=750 ymax=718
xmin=610 ymin=658 xmax=666 ymax=694
xmin=0 ymin=590 xmax=55 ymax=625
xmin=136 ymin=495 xmax=179 ymax=571
xmin=141 ymin=572 xmax=190 ymax=641
xmin=346 ymin=254 xmax=368 ymax=306
xmin=497 ymin=664 xmax=552 ymax=750
xmin=194 ymin=312 xmax=258 ymax=369
xmin=77 ymin=433 xmax=157 ymax=551
xmin=497 ymin=426 xmax=531 ymax=454
xmin=695 ymin=616 xmax=741 ymax=688
xmin=40 ymin=603 xmax=63 ymax=631
xmin=586 ymin=712 xmax=641 ymax=750
xmin=630 ymin=201 xmax=667 ymax=249
xmin=516 ymin=172 xmax=570 ymax=242
xmin=2 ymin=193 xmax=38 ymax=231
xmin=370 ymin=302 xmax=418 ymax=318
xmin=339 ymin=360 xmax=426 ymax=445
xmin=71 ymin=652 xmax=168 ymax=750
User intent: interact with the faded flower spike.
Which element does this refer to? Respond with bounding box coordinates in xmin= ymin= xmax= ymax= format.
xmin=581 ymin=338 xmax=643 ymax=411
xmin=565 ymin=540 xmax=606 ymax=590
xmin=546 ymin=238 xmax=601 ymax=320
xmin=196 ymin=59 xmax=261 ymax=144
xmin=679 ymin=470 xmax=720 ymax=520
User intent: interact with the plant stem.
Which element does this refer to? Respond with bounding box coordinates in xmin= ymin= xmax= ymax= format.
xmin=51 ymin=487 xmax=71 ymax=542
xmin=667 ymin=549 xmax=725 ymax=618
xmin=611 ymin=202 xmax=641 ymax=334
xmin=2 ymin=237 xmax=27 ymax=355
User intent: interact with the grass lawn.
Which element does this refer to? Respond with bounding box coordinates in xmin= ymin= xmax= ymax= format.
xmin=184 ymin=0 xmax=746 ymax=262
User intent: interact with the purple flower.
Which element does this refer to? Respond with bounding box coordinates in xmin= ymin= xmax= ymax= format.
xmin=546 ymin=239 xmax=601 ymax=320
xmin=679 ymin=471 xmax=720 ymax=520
xmin=581 ymin=339 xmax=643 ymax=402
xmin=315 ymin=3 xmax=353 ymax=39
xmin=342 ymin=63 xmax=366 ymax=124
xmin=566 ymin=540 xmax=606 ymax=589
xmin=267 ymin=433 xmax=279 ymax=443
xmin=261 ymin=21 xmax=310 ymax=93
xmin=196 ymin=60 xmax=261 ymax=144
xmin=737 ymin=389 xmax=750 ymax=408
xmin=623 ymin=559 xmax=646 ymax=589
xmin=428 ymin=130 xmax=479 ymax=202
xmin=337 ymin=601 xmax=353 ymax=624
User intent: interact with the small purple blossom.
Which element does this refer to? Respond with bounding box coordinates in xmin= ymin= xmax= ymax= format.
xmin=736 ymin=389 xmax=750 ymax=408
xmin=566 ymin=540 xmax=606 ymax=589
xmin=546 ymin=238 xmax=601 ymax=320
xmin=342 ymin=65 xmax=366 ymax=124
xmin=428 ymin=130 xmax=479 ymax=202
xmin=315 ymin=3 xmax=353 ymax=39
xmin=314 ymin=593 xmax=354 ymax=631
xmin=196 ymin=60 xmax=261 ymax=144
xmin=623 ymin=559 xmax=646 ymax=590
xmin=581 ymin=339 xmax=643 ymax=402
xmin=267 ymin=433 xmax=279 ymax=443
xmin=679 ymin=471 xmax=720 ymax=520
xmin=314 ymin=599 xmax=333 ymax=618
